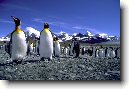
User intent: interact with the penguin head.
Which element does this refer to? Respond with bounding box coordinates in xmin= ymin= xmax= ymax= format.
xmin=72 ymin=38 xmax=75 ymax=41
xmin=54 ymin=37 xmax=59 ymax=42
xmin=74 ymin=38 xmax=77 ymax=41
xmin=11 ymin=16 xmax=21 ymax=26
xmin=53 ymin=38 xmax=55 ymax=41
xmin=44 ymin=23 xmax=49 ymax=28
xmin=55 ymin=37 xmax=59 ymax=41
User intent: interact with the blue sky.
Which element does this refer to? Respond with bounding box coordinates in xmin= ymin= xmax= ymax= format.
xmin=0 ymin=0 xmax=120 ymax=37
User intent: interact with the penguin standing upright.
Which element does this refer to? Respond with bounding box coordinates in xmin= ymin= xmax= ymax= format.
xmin=39 ymin=23 xmax=53 ymax=61
xmin=105 ymin=47 xmax=108 ymax=57
xmin=81 ymin=47 xmax=85 ymax=55
xmin=106 ymin=47 xmax=111 ymax=58
xmin=67 ymin=46 xmax=70 ymax=55
xmin=74 ymin=39 xmax=80 ymax=58
xmin=35 ymin=40 xmax=39 ymax=55
xmin=96 ymin=47 xmax=99 ymax=58
xmin=92 ymin=46 xmax=97 ymax=57
xmin=88 ymin=47 xmax=93 ymax=56
xmin=114 ymin=47 xmax=119 ymax=58
xmin=70 ymin=39 xmax=75 ymax=56
xmin=102 ymin=47 xmax=106 ymax=58
xmin=9 ymin=16 xmax=27 ymax=63
xmin=53 ymin=37 xmax=60 ymax=57
xmin=117 ymin=47 xmax=120 ymax=58
xmin=99 ymin=47 xmax=104 ymax=58
xmin=64 ymin=46 xmax=68 ymax=56
xmin=29 ymin=43 xmax=34 ymax=55
xmin=61 ymin=46 xmax=64 ymax=54
xmin=68 ymin=44 xmax=71 ymax=55
xmin=110 ymin=47 xmax=116 ymax=58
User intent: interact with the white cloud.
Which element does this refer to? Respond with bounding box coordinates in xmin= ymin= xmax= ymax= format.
xmin=33 ymin=18 xmax=67 ymax=27
xmin=72 ymin=26 xmax=101 ymax=34
xmin=72 ymin=26 xmax=82 ymax=30
xmin=32 ymin=18 xmax=44 ymax=23
xmin=33 ymin=18 xmax=107 ymax=35
xmin=0 ymin=19 xmax=14 ymax=24
xmin=25 ymin=27 xmax=40 ymax=37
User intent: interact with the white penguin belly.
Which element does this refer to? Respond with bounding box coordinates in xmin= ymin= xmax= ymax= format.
xmin=99 ymin=49 xmax=104 ymax=57
xmin=106 ymin=49 xmax=111 ymax=57
xmin=39 ymin=33 xmax=53 ymax=59
xmin=92 ymin=47 xmax=96 ymax=57
xmin=96 ymin=50 xmax=99 ymax=57
xmin=117 ymin=48 xmax=120 ymax=58
xmin=30 ymin=45 xmax=33 ymax=53
xmin=70 ymin=42 xmax=74 ymax=55
xmin=54 ymin=42 xmax=60 ymax=56
xmin=110 ymin=50 xmax=115 ymax=58
xmin=64 ymin=48 xmax=68 ymax=55
xmin=11 ymin=33 xmax=27 ymax=60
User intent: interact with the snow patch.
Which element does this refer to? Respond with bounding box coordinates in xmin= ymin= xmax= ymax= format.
xmin=25 ymin=27 xmax=40 ymax=38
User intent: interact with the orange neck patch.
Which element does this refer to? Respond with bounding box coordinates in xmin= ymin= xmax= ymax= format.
xmin=16 ymin=28 xmax=23 ymax=34
xmin=44 ymin=28 xmax=50 ymax=34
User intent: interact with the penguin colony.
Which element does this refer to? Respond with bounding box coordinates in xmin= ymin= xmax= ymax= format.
xmin=2 ymin=16 xmax=120 ymax=65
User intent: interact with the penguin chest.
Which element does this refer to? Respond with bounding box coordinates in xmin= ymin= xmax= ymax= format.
xmin=39 ymin=30 xmax=53 ymax=57
xmin=40 ymin=31 xmax=53 ymax=46
xmin=99 ymin=49 xmax=104 ymax=57
xmin=96 ymin=50 xmax=99 ymax=57
xmin=54 ymin=41 xmax=60 ymax=55
xmin=11 ymin=32 xmax=27 ymax=58
xmin=117 ymin=48 xmax=120 ymax=57
xmin=64 ymin=48 xmax=68 ymax=54
xmin=111 ymin=50 xmax=115 ymax=57
xmin=29 ymin=45 xmax=33 ymax=52
xmin=106 ymin=49 xmax=111 ymax=57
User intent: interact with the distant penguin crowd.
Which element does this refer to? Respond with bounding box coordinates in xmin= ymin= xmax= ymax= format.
xmin=0 ymin=16 xmax=120 ymax=65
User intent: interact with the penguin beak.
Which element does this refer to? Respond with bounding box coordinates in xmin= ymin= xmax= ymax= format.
xmin=11 ymin=16 xmax=17 ymax=20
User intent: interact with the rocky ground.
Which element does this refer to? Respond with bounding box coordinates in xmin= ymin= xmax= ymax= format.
xmin=0 ymin=50 xmax=120 ymax=80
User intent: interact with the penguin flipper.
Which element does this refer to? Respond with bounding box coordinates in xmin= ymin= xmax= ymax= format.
xmin=5 ymin=42 xmax=11 ymax=58
xmin=7 ymin=30 xmax=16 ymax=58
xmin=49 ymin=29 xmax=54 ymax=38
xmin=37 ymin=37 xmax=40 ymax=55
xmin=27 ymin=44 xmax=30 ymax=56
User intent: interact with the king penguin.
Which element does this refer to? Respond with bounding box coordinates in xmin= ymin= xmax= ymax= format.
xmin=53 ymin=37 xmax=60 ymax=57
xmin=74 ymin=38 xmax=80 ymax=58
xmin=9 ymin=16 xmax=27 ymax=64
xmin=99 ymin=46 xmax=104 ymax=58
xmin=81 ymin=47 xmax=85 ymax=55
xmin=29 ymin=43 xmax=34 ymax=55
xmin=70 ymin=38 xmax=75 ymax=56
xmin=39 ymin=23 xmax=53 ymax=61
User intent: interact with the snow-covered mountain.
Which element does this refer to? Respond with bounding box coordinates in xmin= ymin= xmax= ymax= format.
xmin=1 ymin=29 xmax=120 ymax=44
xmin=25 ymin=27 xmax=40 ymax=38
xmin=95 ymin=33 xmax=108 ymax=39
xmin=5 ymin=27 xmax=40 ymax=40
xmin=85 ymin=31 xmax=93 ymax=37
xmin=0 ymin=37 xmax=10 ymax=41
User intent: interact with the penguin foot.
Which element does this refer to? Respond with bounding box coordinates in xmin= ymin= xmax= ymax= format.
xmin=48 ymin=58 xmax=51 ymax=61
xmin=13 ymin=60 xmax=22 ymax=65
xmin=41 ymin=57 xmax=45 ymax=61
xmin=75 ymin=56 xmax=79 ymax=58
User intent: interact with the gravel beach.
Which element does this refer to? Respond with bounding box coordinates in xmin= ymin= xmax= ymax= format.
xmin=0 ymin=49 xmax=120 ymax=80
